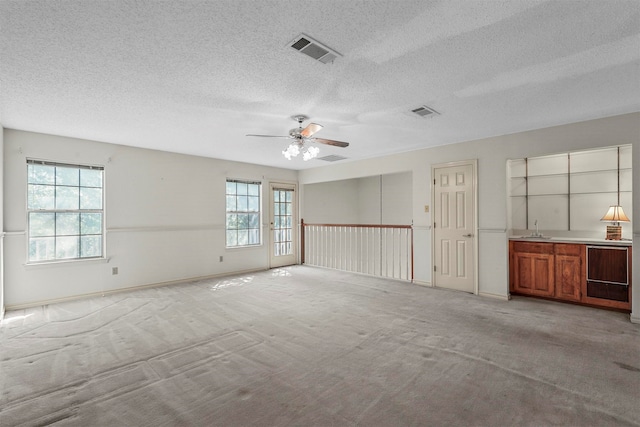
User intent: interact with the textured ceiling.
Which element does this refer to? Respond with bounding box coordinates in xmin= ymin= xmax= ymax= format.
xmin=1 ymin=0 xmax=639 ymax=170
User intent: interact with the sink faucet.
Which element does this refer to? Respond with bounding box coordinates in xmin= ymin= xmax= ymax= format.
xmin=531 ymin=220 xmax=542 ymax=237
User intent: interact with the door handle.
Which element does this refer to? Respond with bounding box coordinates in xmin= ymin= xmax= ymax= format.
xmin=463 ymin=233 xmax=474 ymax=238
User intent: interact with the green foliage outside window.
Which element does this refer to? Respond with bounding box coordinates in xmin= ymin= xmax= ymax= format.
xmin=226 ymin=180 xmax=261 ymax=247
xmin=27 ymin=161 xmax=104 ymax=262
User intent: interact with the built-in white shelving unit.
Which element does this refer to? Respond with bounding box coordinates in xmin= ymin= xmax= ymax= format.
xmin=507 ymin=145 xmax=632 ymax=237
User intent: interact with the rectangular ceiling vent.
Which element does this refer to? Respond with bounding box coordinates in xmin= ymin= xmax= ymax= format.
xmin=411 ymin=105 xmax=439 ymax=118
xmin=289 ymin=34 xmax=342 ymax=64
xmin=317 ymin=154 xmax=347 ymax=162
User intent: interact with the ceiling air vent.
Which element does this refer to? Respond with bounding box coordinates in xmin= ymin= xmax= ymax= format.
xmin=411 ymin=105 xmax=439 ymax=118
xmin=317 ymin=154 xmax=347 ymax=162
xmin=289 ymin=34 xmax=341 ymax=64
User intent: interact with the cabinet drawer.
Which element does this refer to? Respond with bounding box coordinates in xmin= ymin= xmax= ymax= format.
xmin=511 ymin=241 xmax=551 ymax=254
xmin=586 ymin=281 xmax=629 ymax=302
xmin=554 ymin=243 xmax=584 ymax=256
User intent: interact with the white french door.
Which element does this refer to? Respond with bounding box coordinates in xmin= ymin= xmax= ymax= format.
xmin=433 ymin=161 xmax=477 ymax=293
xmin=269 ymin=183 xmax=297 ymax=268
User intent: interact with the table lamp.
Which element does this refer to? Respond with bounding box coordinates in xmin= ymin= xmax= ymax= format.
xmin=600 ymin=205 xmax=630 ymax=240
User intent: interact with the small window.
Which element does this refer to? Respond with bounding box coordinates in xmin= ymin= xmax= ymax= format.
xmin=27 ymin=160 xmax=104 ymax=263
xmin=226 ymin=179 xmax=261 ymax=247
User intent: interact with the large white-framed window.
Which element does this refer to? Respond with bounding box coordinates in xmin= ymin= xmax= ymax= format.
xmin=225 ymin=179 xmax=261 ymax=247
xmin=27 ymin=160 xmax=104 ymax=263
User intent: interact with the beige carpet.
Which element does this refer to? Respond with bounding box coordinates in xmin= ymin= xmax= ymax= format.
xmin=1 ymin=266 xmax=639 ymax=426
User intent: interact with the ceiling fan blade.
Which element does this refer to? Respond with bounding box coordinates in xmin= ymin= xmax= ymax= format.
xmin=246 ymin=134 xmax=290 ymax=138
xmin=313 ymin=138 xmax=349 ymax=148
xmin=300 ymin=123 xmax=323 ymax=138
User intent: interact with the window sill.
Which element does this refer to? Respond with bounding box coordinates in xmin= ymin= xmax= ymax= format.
xmin=24 ymin=257 xmax=110 ymax=269
xmin=225 ymin=244 xmax=263 ymax=251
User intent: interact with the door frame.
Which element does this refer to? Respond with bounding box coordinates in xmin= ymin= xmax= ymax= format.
xmin=431 ymin=159 xmax=479 ymax=294
xmin=268 ymin=181 xmax=298 ymax=269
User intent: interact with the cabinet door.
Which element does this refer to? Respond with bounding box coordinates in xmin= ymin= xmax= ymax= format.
xmin=554 ymin=244 xmax=585 ymax=302
xmin=514 ymin=252 xmax=555 ymax=297
xmin=555 ymin=255 xmax=582 ymax=301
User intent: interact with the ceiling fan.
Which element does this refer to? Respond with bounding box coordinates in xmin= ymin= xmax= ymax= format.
xmin=246 ymin=115 xmax=349 ymax=161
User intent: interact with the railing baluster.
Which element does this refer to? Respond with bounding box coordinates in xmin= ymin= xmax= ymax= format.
xmin=383 ymin=228 xmax=387 ymax=278
xmin=392 ymin=228 xmax=396 ymax=279
xmin=300 ymin=223 xmax=413 ymax=282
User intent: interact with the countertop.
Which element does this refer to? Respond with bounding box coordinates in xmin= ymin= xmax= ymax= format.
xmin=509 ymin=236 xmax=632 ymax=246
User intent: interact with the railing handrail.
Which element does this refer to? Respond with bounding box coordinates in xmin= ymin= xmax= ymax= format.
xmin=302 ymin=222 xmax=412 ymax=229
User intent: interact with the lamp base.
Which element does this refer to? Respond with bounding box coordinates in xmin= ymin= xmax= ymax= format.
xmin=605 ymin=225 xmax=622 ymax=240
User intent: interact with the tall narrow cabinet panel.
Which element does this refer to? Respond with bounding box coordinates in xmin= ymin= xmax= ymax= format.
xmin=554 ymin=243 xmax=584 ymax=302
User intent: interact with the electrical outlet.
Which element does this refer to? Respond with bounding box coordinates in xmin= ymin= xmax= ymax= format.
xmin=219 ymin=256 xmax=223 ymax=262
xmin=112 ymin=267 xmax=118 ymax=275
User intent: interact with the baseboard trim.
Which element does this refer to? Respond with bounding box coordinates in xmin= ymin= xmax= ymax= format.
xmin=5 ymin=267 xmax=268 ymax=311
xmin=479 ymin=291 xmax=510 ymax=301
xmin=413 ymin=280 xmax=432 ymax=287
xmin=630 ymin=314 xmax=640 ymax=324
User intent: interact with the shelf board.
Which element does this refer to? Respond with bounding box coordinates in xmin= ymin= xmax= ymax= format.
xmin=511 ymin=190 xmax=630 ymax=197
xmin=570 ymin=167 xmax=632 ymax=175
xmin=526 ymin=172 xmax=568 ymax=178
xmin=571 ymin=190 xmax=632 ymax=196
xmin=511 ymin=167 xmax=631 ymax=180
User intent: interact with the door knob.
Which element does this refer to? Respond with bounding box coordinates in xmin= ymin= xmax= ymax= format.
xmin=463 ymin=233 xmax=474 ymax=238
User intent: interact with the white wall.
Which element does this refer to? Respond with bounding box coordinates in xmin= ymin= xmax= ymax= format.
xmin=633 ymin=135 xmax=640 ymax=324
xmin=3 ymin=129 xmax=297 ymax=308
xmin=303 ymin=172 xmax=412 ymax=225
xmin=300 ymin=113 xmax=639 ymax=304
xmin=0 ymin=123 xmax=4 ymax=318
xmin=381 ymin=172 xmax=412 ymax=225
xmin=302 ymin=179 xmax=359 ymax=224
xmin=356 ymin=176 xmax=381 ymax=224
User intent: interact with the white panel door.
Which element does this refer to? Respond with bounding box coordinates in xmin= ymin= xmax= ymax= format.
xmin=433 ymin=163 xmax=475 ymax=293
xmin=270 ymin=183 xmax=297 ymax=268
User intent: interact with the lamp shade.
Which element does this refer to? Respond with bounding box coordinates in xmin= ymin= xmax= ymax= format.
xmin=600 ymin=205 xmax=630 ymax=222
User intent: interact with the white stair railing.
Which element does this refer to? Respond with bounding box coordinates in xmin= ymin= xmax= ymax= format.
xmin=301 ymin=220 xmax=413 ymax=281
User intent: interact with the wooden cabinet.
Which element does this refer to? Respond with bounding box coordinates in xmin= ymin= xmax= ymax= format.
xmin=509 ymin=240 xmax=630 ymax=311
xmin=512 ymin=243 xmax=555 ymax=297
xmin=554 ymin=244 xmax=584 ymax=302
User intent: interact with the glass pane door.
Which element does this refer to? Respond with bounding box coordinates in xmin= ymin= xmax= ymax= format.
xmin=270 ymin=184 xmax=297 ymax=268
xmin=273 ymin=189 xmax=293 ymax=256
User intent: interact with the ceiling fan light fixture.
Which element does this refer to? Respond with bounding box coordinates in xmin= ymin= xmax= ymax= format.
xmin=282 ymin=143 xmax=300 ymax=160
xmin=249 ymin=114 xmax=348 ymax=161
xmin=282 ymin=142 xmax=319 ymax=161
xmin=303 ymin=146 xmax=320 ymax=161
